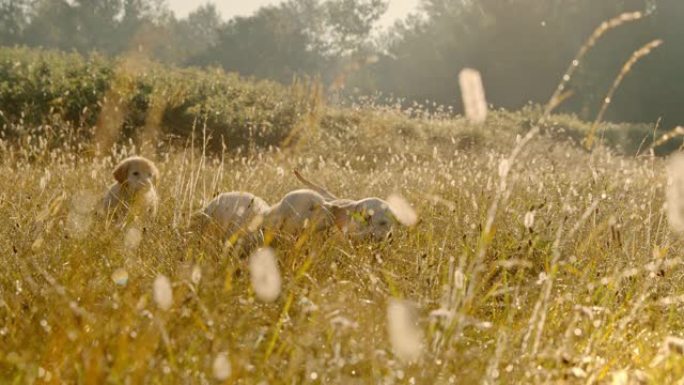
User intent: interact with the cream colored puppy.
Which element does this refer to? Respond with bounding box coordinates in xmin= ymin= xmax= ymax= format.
xmin=294 ymin=170 xmax=401 ymax=241
xmin=191 ymin=192 xmax=270 ymax=239
xmin=101 ymin=156 xmax=159 ymax=219
xmin=326 ymin=197 xmax=398 ymax=241
xmin=262 ymin=189 xmax=334 ymax=237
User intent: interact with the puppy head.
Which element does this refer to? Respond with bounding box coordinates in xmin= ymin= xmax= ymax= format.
xmin=325 ymin=198 xmax=396 ymax=241
xmin=264 ymin=190 xmax=334 ymax=235
xmin=113 ymin=156 xmax=159 ymax=192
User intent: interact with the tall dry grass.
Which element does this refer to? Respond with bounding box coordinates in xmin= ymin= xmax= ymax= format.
xmin=1 ymin=104 xmax=682 ymax=383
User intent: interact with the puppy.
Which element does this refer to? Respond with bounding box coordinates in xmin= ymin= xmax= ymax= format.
xmin=326 ymin=197 xmax=399 ymax=241
xmin=191 ymin=192 xmax=270 ymax=241
xmin=262 ymin=189 xmax=334 ymax=237
xmin=293 ymin=170 xmax=402 ymax=241
xmin=101 ymin=156 xmax=159 ymax=220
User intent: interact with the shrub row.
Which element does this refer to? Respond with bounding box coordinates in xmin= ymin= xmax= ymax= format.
xmin=0 ymin=47 xmax=669 ymax=157
xmin=0 ymin=47 xmax=310 ymax=152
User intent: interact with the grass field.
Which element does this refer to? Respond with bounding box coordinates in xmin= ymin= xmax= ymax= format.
xmin=2 ymin=94 xmax=684 ymax=384
xmin=2 ymin=32 xmax=684 ymax=383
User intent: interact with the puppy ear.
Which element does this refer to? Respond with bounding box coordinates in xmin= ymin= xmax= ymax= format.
xmin=149 ymin=162 xmax=160 ymax=184
xmin=324 ymin=200 xmax=356 ymax=231
xmin=113 ymin=159 xmax=130 ymax=184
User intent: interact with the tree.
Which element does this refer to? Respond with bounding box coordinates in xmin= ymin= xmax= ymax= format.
xmin=23 ymin=0 xmax=81 ymax=51
xmin=0 ymin=0 xmax=30 ymax=45
xmin=354 ymin=0 xmax=661 ymax=118
xmin=160 ymin=3 xmax=222 ymax=64
xmin=194 ymin=0 xmax=325 ymax=83
xmin=22 ymin=0 xmax=168 ymax=55
xmin=195 ymin=0 xmax=387 ymax=84
xmin=319 ymin=0 xmax=387 ymax=57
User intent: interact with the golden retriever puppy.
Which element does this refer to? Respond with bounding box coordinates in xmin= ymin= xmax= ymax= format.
xmin=101 ymin=156 xmax=159 ymax=219
xmin=262 ymin=189 xmax=334 ymax=237
xmin=293 ymin=170 xmax=405 ymax=241
xmin=191 ymin=192 xmax=270 ymax=241
xmin=325 ymin=197 xmax=399 ymax=241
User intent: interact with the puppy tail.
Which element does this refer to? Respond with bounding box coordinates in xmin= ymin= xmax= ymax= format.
xmin=293 ymin=169 xmax=338 ymax=201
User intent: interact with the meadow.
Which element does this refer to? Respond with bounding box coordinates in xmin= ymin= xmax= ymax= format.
xmin=1 ymin=45 xmax=684 ymax=384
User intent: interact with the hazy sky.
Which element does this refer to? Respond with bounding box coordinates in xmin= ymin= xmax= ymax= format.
xmin=167 ymin=0 xmax=420 ymax=26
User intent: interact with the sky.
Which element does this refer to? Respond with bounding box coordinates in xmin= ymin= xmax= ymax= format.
xmin=167 ymin=0 xmax=421 ymax=27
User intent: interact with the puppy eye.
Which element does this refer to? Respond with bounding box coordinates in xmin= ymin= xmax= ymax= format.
xmin=133 ymin=171 xmax=140 ymax=176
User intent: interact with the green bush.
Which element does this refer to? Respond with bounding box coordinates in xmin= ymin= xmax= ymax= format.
xmin=0 ymin=47 xmax=674 ymax=157
xmin=0 ymin=47 xmax=309 ymax=152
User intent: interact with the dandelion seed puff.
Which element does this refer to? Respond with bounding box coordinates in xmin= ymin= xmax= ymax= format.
xmin=153 ymin=275 xmax=173 ymax=311
xmin=124 ymin=227 xmax=142 ymax=250
xmin=458 ymin=68 xmax=487 ymax=124
xmin=387 ymin=195 xmax=418 ymax=226
xmin=387 ymin=299 xmax=423 ymax=363
xmin=111 ymin=268 xmax=128 ymax=286
xmin=666 ymin=153 xmax=684 ymax=232
xmin=249 ymin=248 xmax=281 ymax=302
xmin=611 ymin=370 xmax=628 ymax=385
xmin=498 ymin=159 xmax=510 ymax=178
xmin=453 ymin=269 xmax=465 ymax=291
xmin=65 ymin=212 xmax=92 ymax=239
xmin=212 ymin=352 xmax=232 ymax=380
xmin=524 ymin=211 xmax=535 ymax=229
xmin=31 ymin=238 xmax=44 ymax=252
xmin=570 ymin=367 xmax=587 ymax=378
xmin=191 ymin=265 xmax=202 ymax=285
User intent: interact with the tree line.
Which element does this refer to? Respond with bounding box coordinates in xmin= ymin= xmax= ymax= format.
xmin=0 ymin=0 xmax=682 ymax=127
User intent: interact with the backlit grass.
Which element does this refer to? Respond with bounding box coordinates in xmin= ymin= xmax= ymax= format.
xmin=1 ymin=105 xmax=683 ymax=384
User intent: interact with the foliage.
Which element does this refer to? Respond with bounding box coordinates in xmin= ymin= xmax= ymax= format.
xmin=0 ymin=47 xmax=309 ymax=152
xmin=0 ymin=46 xmax=672 ymax=156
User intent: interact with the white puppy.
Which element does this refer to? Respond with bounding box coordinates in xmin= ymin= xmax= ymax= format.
xmin=101 ymin=156 xmax=159 ymax=219
xmin=326 ymin=197 xmax=398 ymax=241
xmin=293 ymin=170 xmax=402 ymax=241
xmin=191 ymin=192 xmax=270 ymax=240
xmin=262 ymin=189 xmax=334 ymax=237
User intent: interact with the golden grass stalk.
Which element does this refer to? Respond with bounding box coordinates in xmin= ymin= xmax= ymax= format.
xmin=543 ymin=11 xmax=644 ymax=117
xmin=584 ymin=39 xmax=663 ymax=149
xmin=649 ymin=126 xmax=684 ymax=151
xmin=460 ymin=11 xmax=652 ymax=350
